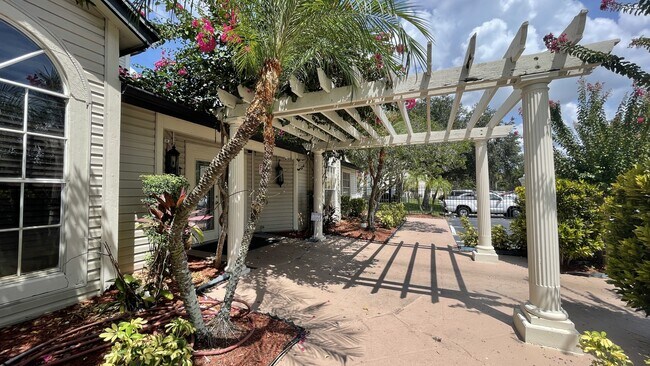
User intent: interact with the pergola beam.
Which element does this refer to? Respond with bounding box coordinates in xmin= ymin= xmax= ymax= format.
xmin=485 ymin=89 xmax=522 ymax=137
xmin=272 ymin=119 xmax=312 ymax=141
xmin=314 ymin=125 xmax=513 ymax=151
xmin=317 ymin=68 xmax=334 ymax=93
xmin=465 ymin=22 xmax=527 ymax=138
xmin=298 ymin=114 xmax=350 ymax=141
xmin=289 ymin=75 xmax=305 ymax=97
xmin=285 ymin=116 xmax=330 ymax=142
xmin=397 ymin=101 xmax=414 ymax=136
xmin=228 ymin=40 xmax=617 ymax=119
xmin=446 ymin=34 xmax=476 ymax=138
xmin=371 ymin=105 xmax=397 ymax=136
xmin=321 ymin=110 xmax=363 ymax=140
xmin=344 ymin=108 xmax=381 ymax=140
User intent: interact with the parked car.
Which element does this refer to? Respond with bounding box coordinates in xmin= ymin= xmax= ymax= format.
xmin=442 ymin=192 xmax=520 ymax=218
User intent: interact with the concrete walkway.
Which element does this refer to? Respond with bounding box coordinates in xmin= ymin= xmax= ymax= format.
xmin=207 ymin=216 xmax=649 ymax=365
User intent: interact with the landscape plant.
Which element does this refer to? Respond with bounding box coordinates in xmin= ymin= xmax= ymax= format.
xmin=491 ymin=224 xmax=511 ymax=250
xmin=100 ymin=317 xmax=195 ymax=366
xmin=459 ymin=216 xmax=478 ymax=247
xmin=578 ymin=331 xmax=633 ymax=366
xmin=349 ymin=198 xmax=367 ymax=218
xmin=510 ymin=180 xmax=606 ymax=266
xmin=376 ymin=202 xmax=406 ymax=228
xmin=604 ymin=162 xmax=650 ymax=316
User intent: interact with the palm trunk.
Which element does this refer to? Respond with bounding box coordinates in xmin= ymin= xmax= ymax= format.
xmin=167 ymin=59 xmax=281 ymax=344
xmin=215 ymin=125 xmax=229 ymax=269
xmin=210 ymin=111 xmax=275 ymax=337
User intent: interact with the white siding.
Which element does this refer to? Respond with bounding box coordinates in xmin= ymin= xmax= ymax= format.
xmin=0 ymin=0 xmax=107 ymax=326
xmin=255 ymin=155 xmax=295 ymax=232
xmin=118 ymin=105 xmax=156 ymax=273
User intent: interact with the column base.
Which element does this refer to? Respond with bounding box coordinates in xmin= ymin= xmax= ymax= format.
xmin=472 ymin=249 xmax=499 ymax=262
xmin=309 ymin=234 xmax=325 ymax=242
xmin=513 ymin=305 xmax=581 ymax=353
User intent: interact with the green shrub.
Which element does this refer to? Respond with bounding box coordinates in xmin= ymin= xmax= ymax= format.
xmin=341 ymin=196 xmax=351 ymax=217
xmin=604 ymin=163 xmax=650 ymax=316
xmin=100 ymin=317 xmax=195 ymax=366
xmin=349 ymin=198 xmax=367 ymax=218
xmin=509 ymin=179 xmax=605 ymax=264
xmin=376 ymin=203 xmax=406 ymax=228
xmin=140 ymin=174 xmax=189 ymax=209
xmin=510 ymin=186 xmax=527 ymax=251
xmin=459 ymin=216 xmax=478 ymax=247
xmin=578 ymin=331 xmax=633 ymax=366
xmin=491 ymin=224 xmax=511 ymax=250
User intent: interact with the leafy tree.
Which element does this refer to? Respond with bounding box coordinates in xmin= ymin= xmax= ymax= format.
xmin=550 ymin=80 xmax=650 ymax=189
xmin=120 ymin=0 xmax=432 ymax=345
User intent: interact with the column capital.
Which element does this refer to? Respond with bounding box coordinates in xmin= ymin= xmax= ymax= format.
xmin=474 ymin=139 xmax=487 ymax=147
xmin=514 ymin=74 xmax=553 ymax=91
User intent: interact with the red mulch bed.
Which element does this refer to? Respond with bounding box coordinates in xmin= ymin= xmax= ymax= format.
xmin=0 ymin=257 xmax=300 ymax=366
xmin=329 ymin=218 xmax=397 ymax=242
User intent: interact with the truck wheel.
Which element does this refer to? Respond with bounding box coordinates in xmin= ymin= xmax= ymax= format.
xmin=508 ymin=207 xmax=521 ymax=218
xmin=457 ymin=206 xmax=470 ymax=217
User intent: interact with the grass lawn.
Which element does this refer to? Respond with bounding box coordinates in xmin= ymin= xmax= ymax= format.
xmin=402 ymin=198 xmax=444 ymax=215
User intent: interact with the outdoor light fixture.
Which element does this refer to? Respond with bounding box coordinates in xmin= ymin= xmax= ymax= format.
xmin=275 ymin=160 xmax=284 ymax=187
xmin=165 ymin=145 xmax=181 ymax=175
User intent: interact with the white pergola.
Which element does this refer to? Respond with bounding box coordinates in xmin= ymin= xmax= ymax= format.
xmin=219 ymin=11 xmax=617 ymax=353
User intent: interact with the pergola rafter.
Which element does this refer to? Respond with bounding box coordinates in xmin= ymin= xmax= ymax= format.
xmin=445 ymin=33 xmax=476 ymax=137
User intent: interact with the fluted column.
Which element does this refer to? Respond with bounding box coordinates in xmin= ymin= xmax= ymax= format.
xmin=312 ymin=150 xmax=325 ymax=241
xmin=225 ymin=118 xmax=246 ymax=272
xmin=472 ymin=139 xmax=498 ymax=262
xmin=513 ymin=80 xmax=579 ymax=352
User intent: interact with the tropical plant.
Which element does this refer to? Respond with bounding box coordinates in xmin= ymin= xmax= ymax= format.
xmin=578 ymin=331 xmax=633 ymax=366
xmin=100 ymin=317 xmax=195 ymax=366
xmin=604 ymin=162 xmax=650 ymax=316
xmin=349 ymin=198 xmax=367 ymax=218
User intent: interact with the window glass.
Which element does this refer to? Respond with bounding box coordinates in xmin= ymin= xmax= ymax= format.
xmin=0 ymin=131 xmax=23 ymax=177
xmin=0 ymin=183 xmax=20 ymax=229
xmin=21 ymin=227 xmax=60 ymax=273
xmin=0 ymin=85 xmax=25 ymax=130
xmin=23 ymin=184 xmax=62 ymax=227
xmin=28 ymin=91 xmax=65 ymax=136
xmin=0 ymin=20 xmax=39 ymax=64
xmin=26 ymin=135 xmax=65 ymax=179
xmin=0 ymin=231 xmax=19 ymax=277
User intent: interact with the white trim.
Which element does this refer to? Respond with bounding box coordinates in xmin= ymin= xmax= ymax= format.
xmin=100 ymin=20 xmax=121 ymax=290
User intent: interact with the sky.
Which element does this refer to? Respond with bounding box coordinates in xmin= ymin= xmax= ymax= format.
xmin=133 ymin=1 xmax=650 ymax=134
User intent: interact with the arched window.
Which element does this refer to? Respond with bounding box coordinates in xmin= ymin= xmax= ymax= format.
xmin=0 ymin=19 xmax=67 ymax=279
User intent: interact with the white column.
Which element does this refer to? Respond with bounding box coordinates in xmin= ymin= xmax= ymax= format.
xmin=311 ymin=150 xmax=325 ymax=241
xmin=225 ymin=118 xmax=246 ymax=272
xmin=512 ymin=80 xmax=579 ymax=353
xmin=472 ymin=139 xmax=498 ymax=262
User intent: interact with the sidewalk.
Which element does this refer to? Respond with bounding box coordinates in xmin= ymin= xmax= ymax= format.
xmin=207 ymin=216 xmax=649 ymax=365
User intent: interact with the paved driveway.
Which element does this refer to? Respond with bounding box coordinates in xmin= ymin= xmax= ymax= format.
xmin=208 ymin=217 xmax=649 ymax=365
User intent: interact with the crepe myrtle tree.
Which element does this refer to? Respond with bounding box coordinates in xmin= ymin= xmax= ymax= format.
xmin=543 ymin=0 xmax=650 ymax=90
xmin=108 ymin=0 xmax=432 ymax=345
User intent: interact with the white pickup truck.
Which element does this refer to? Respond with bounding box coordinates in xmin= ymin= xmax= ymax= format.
xmin=442 ymin=192 xmax=520 ymax=218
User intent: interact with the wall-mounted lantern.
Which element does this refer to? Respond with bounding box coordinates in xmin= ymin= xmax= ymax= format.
xmin=275 ymin=160 xmax=284 ymax=187
xmin=165 ymin=145 xmax=181 ymax=175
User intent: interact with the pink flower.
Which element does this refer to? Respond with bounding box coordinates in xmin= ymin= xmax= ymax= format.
xmin=405 ymin=99 xmax=417 ymax=110
xmin=513 ymin=130 xmax=519 ymax=136
xmin=548 ymin=100 xmax=559 ymax=109
xmin=165 ymin=81 xmax=173 ymax=89
xmin=634 ymin=86 xmax=646 ymax=97
xmin=176 ymin=3 xmax=184 ymax=10
xmin=543 ymin=33 xmax=569 ymax=53
xmin=139 ymin=9 xmax=145 ymax=17
xmin=202 ymin=18 xmax=215 ymax=34
xmin=178 ymin=67 xmax=188 ymax=76
xmin=395 ymin=44 xmax=405 ymax=54
xmin=375 ymin=34 xmax=382 ymax=41
xmin=196 ymin=32 xmax=216 ymax=53
xmin=244 ymin=45 xmax=251 ymax=53
xmin=638 ymin=116 xmax=645 ymax=124
xmin=191 ymin=19 xmax=200 ymax=28
xmin=154 ymin=58 xmax=169 ymax=71
xmin=600 ymin=0 xmax=616 ymax=10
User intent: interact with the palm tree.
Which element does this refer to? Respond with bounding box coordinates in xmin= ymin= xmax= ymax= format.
xmin=94 ymin=0 xmax=431 ymax=345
